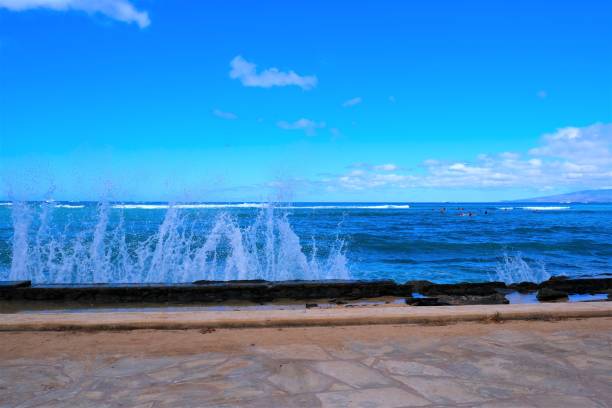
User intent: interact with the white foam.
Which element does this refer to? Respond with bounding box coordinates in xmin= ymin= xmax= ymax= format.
xmin=279 ymin=204 xmax=411 ymax=210
xmin=521 ymin=206 xmax=570 ymax=211
xmin=498 ymin=207 xmax=514 ymax=210
xmin=111 ymin=203 xmax=410 ymax=210
xmin=54 ymin=204 xmax=85 ymax=209
xmin=493 ymin=252 xmax=550 ymax=284
xmin=112 ymin=203 xmax=269 ymax=210
xmin=112 ymin=204 xmax=170 ymax=210
xmin=5 ymin=202 xmax=349 ymax=284
xmin=0 ymin=203 xmax=12 ymax=207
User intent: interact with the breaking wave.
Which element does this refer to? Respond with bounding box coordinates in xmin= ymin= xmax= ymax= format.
xmin=497 ymin=206 xmax=570 ymax=211
xmin=492 ymin=251 xmax=551 ymax=284
xmin=3 ymin=202 xmax=350 ymax=284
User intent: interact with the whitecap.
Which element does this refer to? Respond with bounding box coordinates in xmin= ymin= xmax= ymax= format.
xmin=279 ymin=204 xmax=411 ymax=210
xmin=54 ymin=204 xmax=85 ymax=209
xmin=112 ymin=203 xmax=269 ymax=210
xmin=521 ymin=206 xmax=570 ymax=211
xmin=111 ymin=203 xmax=410 ymax=210
xmin=113 ymin=204 xmax=170 ymax=210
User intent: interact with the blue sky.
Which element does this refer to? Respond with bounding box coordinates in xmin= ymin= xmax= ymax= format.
xmin=1 ymin=0 xmax=611 ymax=202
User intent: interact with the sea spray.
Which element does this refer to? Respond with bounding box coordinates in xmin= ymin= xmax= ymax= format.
xmin=8 ymin=202 xmax=32 ymax=281
xmin=2 ymin=202 xmax=350 ymax=284
xmin=493 ymin=251 xmax=550 ymax=284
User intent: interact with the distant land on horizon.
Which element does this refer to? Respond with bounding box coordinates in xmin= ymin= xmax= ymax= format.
xmin=512 ymin=189 xmax=612 ymax=203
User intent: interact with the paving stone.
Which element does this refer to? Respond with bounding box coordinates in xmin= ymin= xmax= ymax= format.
xmin=392 ymin=376 xmax=485 ymax=404
xmin=95 ymin=357 xmax=177 ymax=377
xmin=1 ymin=321 xmax=611 ymax=408
xmin=148 ymin=366 xmax=184 ymax=382
xmin=328 ymin=383 xmax=353 ymax=391
xmin=255 ymin=344 xmax=331 ymax=360
xmin=526 ymin=394 xmax=602 ymax=408
xmin=313 ymin=361 xmax=393 ymax=388
xmin=268 ymin=362 xmax=335 ymax=394
xmin=374 ymin=359 xmax=448 ymax=376
xmin=181 ymin=356 xmax=227 ymax=369
xmin=477 ymin=401 xmax=535 ymax=408
xmin=317 ymin=387 xmax=430 ymax=408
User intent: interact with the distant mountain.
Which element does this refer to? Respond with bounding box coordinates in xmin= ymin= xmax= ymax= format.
xmin=515 ymin=189 xmax=612 ymax=203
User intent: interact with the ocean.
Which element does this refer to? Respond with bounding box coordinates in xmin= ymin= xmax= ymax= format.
xmin=0 ymin=201 xmax=610 ymax=285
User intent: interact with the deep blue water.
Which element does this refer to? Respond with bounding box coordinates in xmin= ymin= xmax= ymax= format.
xmin=0 ymin=202 xmax=610 ymax=284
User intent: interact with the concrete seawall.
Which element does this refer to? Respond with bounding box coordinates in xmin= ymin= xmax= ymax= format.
xmin=2 ymin=302 xmax=611 ymax=331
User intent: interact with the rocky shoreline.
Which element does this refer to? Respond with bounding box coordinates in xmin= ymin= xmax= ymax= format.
xmin=0 ymin=277 xmax=610 ymax=306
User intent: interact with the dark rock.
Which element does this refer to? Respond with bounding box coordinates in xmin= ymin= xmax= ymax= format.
xmin=537 ymin=288 xmax=569 ymax=302
xmin=394 ymin=283 xmax=414 ymax=296
xmin=3 ymin=278 xmax=608 ymax=306
xmin=268 ymin=280 xmax=398 ymax=300
xmin=420 ymin=281 xmax=507 ymax=297
xmin=193 ymin=279 xmax=268 ymax=285
xmin=0 ymin=281 xmax=31 ymax=289
xmin=437 ymin=293 xmax=509 ymax=305
xmin=538 ymin=277 xmax=612 ymax=294
xmin=0 ymin=280 xmax=400 ymax=304
xmin=405 ymin=297 xmax=449 ymax=306
xmin=305 ymin=303 xmax=318 ymax=309
xmin=406 ymin=280 xmax=434 ymax=293
xmin=508 ymin=281 xmax=538 ymax=293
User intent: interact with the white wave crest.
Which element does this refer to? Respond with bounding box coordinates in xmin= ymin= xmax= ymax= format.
xmin=112 ymin=203 xmax=269 ymax=210
xmin=279 ymin=204 xmax=411 ymax=210
xmin=521 ymin=206 xmax=570 ymax=211
xmin=493 ymin=251 xmax=550 ymax=284
xmin=4 ymin=202 xmax=350 ymax=284
xmin=54 ymin=204 xmax=85 ymax=209
xmin=111 ymin=203 xmax=410 ymax=210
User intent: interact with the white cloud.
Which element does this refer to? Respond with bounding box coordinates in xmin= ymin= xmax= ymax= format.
xmin=277 ymin=118 xmax=325 ymax=136
xmin=229 ymin=56 xmax=317 ymax=90
xmin=212 ymin=109 xmax=238 ymax=120
xmin=342 ymin=97 xmax=362 ymax=107
xmin=529 ymin=123 xmax=611 ymax=165
xmin=0 ymin=0 xmax=150 ymax=28
xmin=320 ymin=123 xmax=612 ymax=191
xmin=374 ymin=163 xmax=398 ymax=171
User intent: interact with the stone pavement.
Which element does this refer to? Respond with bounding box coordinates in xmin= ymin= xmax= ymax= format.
xmin=0 ymin=318 xmax=611 ymax=407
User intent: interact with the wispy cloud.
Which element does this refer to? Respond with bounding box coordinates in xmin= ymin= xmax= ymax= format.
xmin=229 ymin=56 xmax=317 ymax=90
xmin=319 ymin=123 xmax=612 ymax=191
xmin=342 ymin=97 xmax=362 ymax=107
xmin=277 ymin=118 xmax=325 ymax=136
xmin=0 ymin=0 xmax=150 ymax=28
xmin=374 ymin=163 xmax=398 ymax=171
xmin=212 ymin=109 xmax=238 ymax=120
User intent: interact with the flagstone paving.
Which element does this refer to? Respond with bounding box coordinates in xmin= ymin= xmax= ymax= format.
xmin=1 ymin=319 xmax=611 ymax=407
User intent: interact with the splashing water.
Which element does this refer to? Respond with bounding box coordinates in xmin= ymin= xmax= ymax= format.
xmin=493 ymin=251 xmax=551 ymax=284
xmin=3 ymin=202 xmax=350 ymax=284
